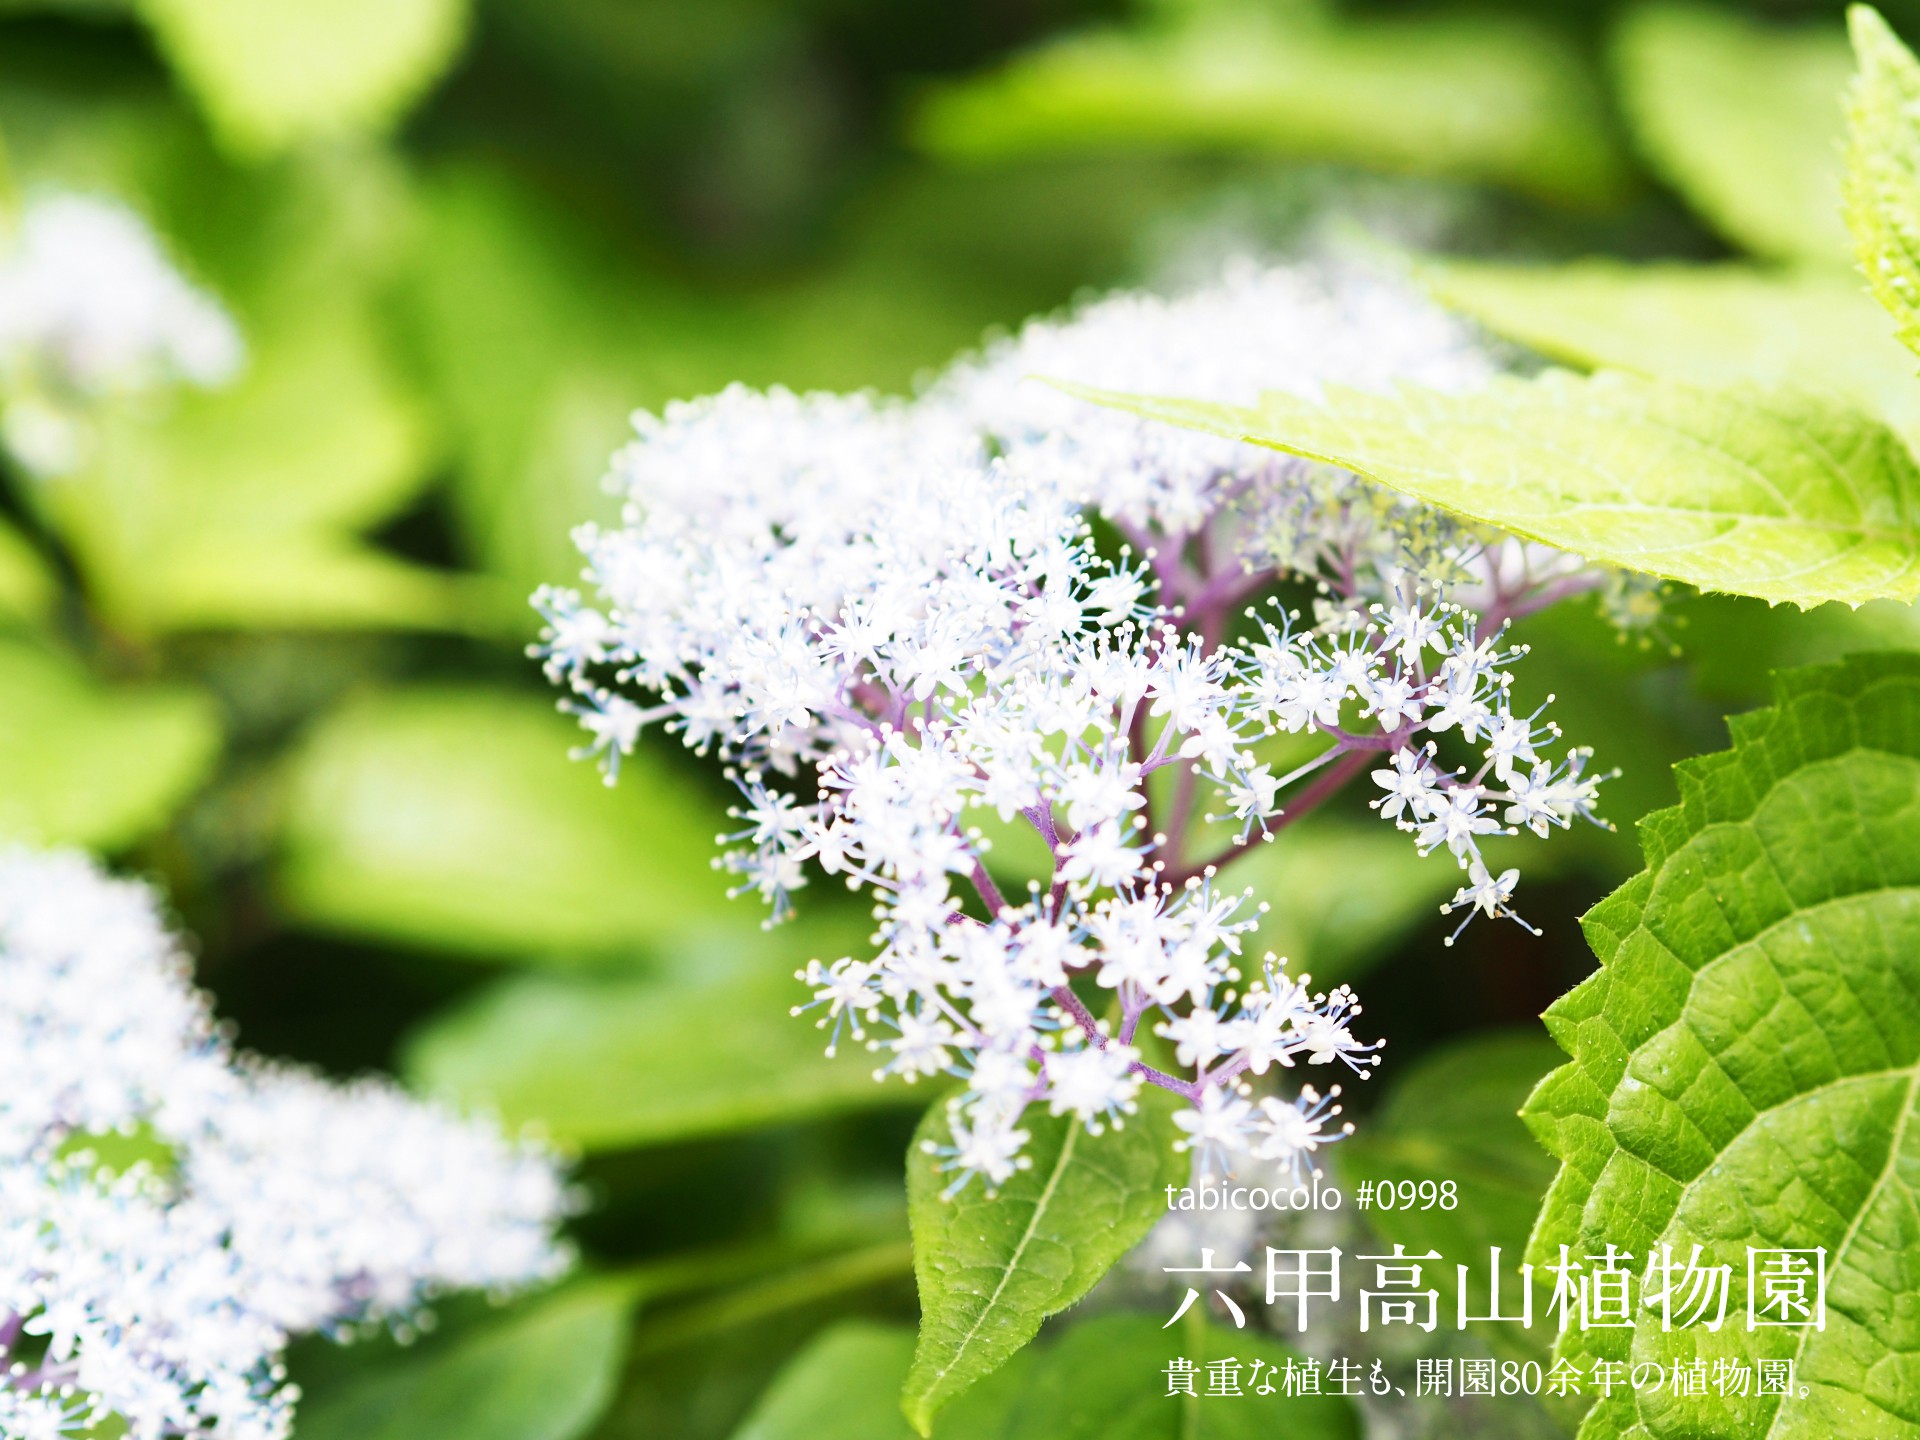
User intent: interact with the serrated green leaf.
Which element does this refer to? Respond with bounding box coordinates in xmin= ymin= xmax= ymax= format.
xmin=402 ymin=913 xmax=919 ymax=1149
xmin=901 ymin=1087 xmax=1186 ymax=1433
xmin=277 ymin=686 xmax=731 ymax=960
xmin=293 ymin=1283 xmax=632 ymax=1440
xmin=1845 ymin=6 xmax=1920 ymax=359
xmin=1524 ymin=652 xmax=1920 ymax=1440
xmin=1425 ymin=260 xmax=1920 ymax=448
xmin=137 ymin=0 xmax=467 ymax=157
xmin=912 ymin=10 xmax=1625 ymax=207
xmin=1071 ymin=371 xmax=1920 ymax=607
xmin=1613 ymin=4 xmax=1854 ymax=265
xmin=0 ymin=639 xmax=219 ymax=850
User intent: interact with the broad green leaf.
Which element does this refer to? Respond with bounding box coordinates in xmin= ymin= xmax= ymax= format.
xmin=1613 ymin=4 xmax=1854 ymax=264
xmin=1072 ymin=371 xmax=1920 ymax=607
xmin=0 ymin=639 xmax=219 ymax=849
xmin=277 ymin=686 xmax=731 ymax=959
xmin=0 ymin=518 xmax=53 ymax=624
xmin=402 ymin=913 xmax=920 ymax=1149
xmin=1002 ymin=1311 xmax=1360 ymax=1440
xmin=912 ymin=10 xmax=1625 ymax=207
xmin=1342 ymin=1030 xmax=1562 ymax=1363
xmin=1425 ymin=260 xmax=1920 ymax=448
xmin=293 ymin=1283 xmax=632 ymax=1440
xmin=137 ymin=0 xmax=467 ymax=157
xmin=1845 ymin=6 xmax=1920 ymax=359
xmin=1524 ymin=653 xmax=1920 ymax=1440
xmin=901 ymin=1087 xmax=1186 ymax=1433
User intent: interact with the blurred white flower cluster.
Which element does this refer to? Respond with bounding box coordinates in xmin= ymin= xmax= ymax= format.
xmin=0 ymin=848 xmax=572 ymax=1440
xmin=535 ymin=262 xmax=1610 ymax=1195
xmin=0 ymin=193 xmax=243 ymax=475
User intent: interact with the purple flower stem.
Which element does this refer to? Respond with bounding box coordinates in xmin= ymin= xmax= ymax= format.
xmin=1164 ymin=746 xmax=1375 ymax=888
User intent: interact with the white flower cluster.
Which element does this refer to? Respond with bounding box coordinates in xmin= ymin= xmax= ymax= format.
xmin=536 ymin=261 xmax=1610 ymax=1194
xmin=0 ymin=194 xmax=243 ymax=475
xmin=0 ymin=848 xmax=572 ymax=1440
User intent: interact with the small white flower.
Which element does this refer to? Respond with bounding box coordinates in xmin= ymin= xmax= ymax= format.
xmin=1441 ymin=861 xmax=1539 ymax=946
xmin=1044 ymin=1045 xmax=1142 ymax=1127
xmin=1371 ymin=746 xmax=1440 ymax=822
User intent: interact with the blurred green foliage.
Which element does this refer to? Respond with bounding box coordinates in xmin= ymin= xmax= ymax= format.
xmin=0 ymin=0 xmax=1913 ymax=1437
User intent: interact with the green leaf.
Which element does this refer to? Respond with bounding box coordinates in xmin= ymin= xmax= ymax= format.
xmin=277 ymin=686 xmax=731 ymax=960
xmin=0 ymin=639 xmax=219 ymax=850
xmin=293 ymin=1283 xmax=632 ymax=1440
xmin=901 ymin=1087 xmax=1187 ymax=1433
xmin=738 ymin=1314 xmax=1357 ymax=1440
xmin=0 ymin=518 xmax=54 ymax=625
xmin=1613 ymin=4 xmax=1854 ymax=264
xmin=1342 ymin=1030 xmax=1563 ymax=1362
xmin=43 ymin=300 xmax=469 ymax=635
xmin=1524 ymin=652 xmax=1920 ymax=1440
xmin=1001 ymin=1311 xmax=1360 ymax=1440
xmin=0 ymin=130 xmax=470 ymax=636
xmin=136 ymin=0 xmax=467 ymax=157
xmin=403 ymin=167 xmax=717 ymax=608
xmin=1425 ymin=260 xmax=1920 ymax=449
xmin=402 ymin=913 xmax=921 ymax=1149
xmin=1845 ymin=5 xmax=1920 ymax=359
xmin=1070 ymin=371 xmax=1920 ymax=607
xmin=730 ymin=1322 xmax=1029 ymax=1440
xmin=912 ymin=9 xmax=1626 ymax=207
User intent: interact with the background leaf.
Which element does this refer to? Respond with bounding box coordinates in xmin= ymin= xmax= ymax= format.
xmin=293 ymin=1283 xmax=633 ymax=1440
xmin=734 ymin=1312 xmax=1359 ymax=1440
xmin=1613 ymin=3 xmax=1854 ymax=264
xmin=0 ymin=639 xmax=219 ymax=849
xmin=901 ymin=1087 xmax=1186 ymax=1434
xmin=912 ymin=8 xmax=1625 ymax=207
xmin=729 ymin=1322 xmax=1029 ymax=1440
xmin=1845 ymin=5 xmax=1920 ymax=358
xmin=1077 ymin=371 xmax=1920 ymax=607
xmin=1425 ymin=260 xmax=1920 ymax=447
xmin=137 ymin=0 xmax=468 ymax=157
xmin=277 ymin=687 xmax=731 ymax=960
xmin=41 ymin=298 xmax=465 ymax=635
xmin=0 ymin=113 xmax=469 ymax=636
xmin=1228 ymin=820 xmax=1466 ymax=986
xmin=402 ymin=913 xmax=921 ymax=1150
xmin=1001 ymin=1311 xmax=1360 ymax=1440
xmin=1525 ymin=652 xmax=1920 ymax=1440
xmin=1341 ymin=1030 xmax=1562 ymax=1362
xmin=0 ymin=517 xmax=52 ymax=623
